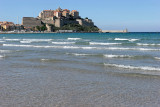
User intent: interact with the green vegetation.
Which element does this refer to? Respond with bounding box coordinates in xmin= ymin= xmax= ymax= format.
xmin=55 ymin=24 xmax=99 ymax=32
xmin=41 ymin=25 xmax=47 ymax=31
xmin=33 ymin=24 xmax=99 ymax=32
xmin=36 ymin=26 xmax=40 ymax=31
xmin=35 ymin=25 xmax=47 ymax=32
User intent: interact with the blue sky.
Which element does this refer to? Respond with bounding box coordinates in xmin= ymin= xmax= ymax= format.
xmin=0 ymin=0 xmax=159 ymax=32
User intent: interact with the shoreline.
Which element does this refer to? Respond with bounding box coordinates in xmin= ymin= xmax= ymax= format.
xmin=0 ymin=32 xmax=57 ymax=34
xmin=0 ymin=32 xmax=159 ymax=34
xmin=0 ymin=32 xmax=101 ymax=34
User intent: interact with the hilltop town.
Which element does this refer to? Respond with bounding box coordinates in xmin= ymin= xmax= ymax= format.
xmin=0 ymin=7 xmax=129 ymax=33
xmin=22 ymin=7 xmax=99 ymax=32
xmin=0 ymin=7 xmax=99 ymax=33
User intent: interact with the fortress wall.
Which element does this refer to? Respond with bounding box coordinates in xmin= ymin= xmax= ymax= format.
xmin=55 ymin=19 xmax=63 ymax=27
xmin=63 ymin=20 xmax=79 ymax=25
xmin=41 ymin=20 xmax=54 ymax=25
xmin=55 ymin=19 xmax=79 ymax=27
xmin=22 ymin=17 xmax=42 ymax=28
xmin=76 ymin=19 xmax=94 ymax=27
xmin=82 ymin=21 xmax=94 ymax=27
xmin=76 ymin=19 xmax=83 ymax=26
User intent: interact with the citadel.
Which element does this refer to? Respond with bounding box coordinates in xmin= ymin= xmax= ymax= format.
xmin=0 ymin=7 xmax=128 ymax=33
xmin=22 ymin=7 xmax=96 ymax=31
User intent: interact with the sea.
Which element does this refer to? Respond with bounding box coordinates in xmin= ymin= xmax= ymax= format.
xmin=0 ymin=33 xmax=160 ymax=107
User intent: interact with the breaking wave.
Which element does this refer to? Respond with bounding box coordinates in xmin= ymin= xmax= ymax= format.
xmin=3 ymin=44 xmax=35 ymax=47
xmin=3 ymin=38 xmax=53 ymax=43
xmin=104 ymin=54 xmax=132 ymax=58
xmin=4 ymin=39 xmax=21 ymax=41
xmin=67 ymin=38 xmax=81 ymax=40
xmin=137 ymin=43 xmax=160 ymax=46
xmin=41 ymin=59 xmax=50 ymax=61
xmin=114 ymin=38 xmax=139 ymax=42
xmin=155 ymin=57 xmax=160 ymax=60
xmin=52 ymin=42 xmax=75 ymax=45
xmin=102 ymin=47 xmax=160 ymax=51
xmin=3 ymin=44 xmax=160 ymax=51
xmin=104 ymin=63 xmax=160 ymax=71
xmin=90 ymin=42 xmax=121 ymax=45
xmin=67 ymin=53 xmax=160 ymax=60
xmin=22 ymin=39 xmax=52 ymax=43
xmin=104 ymin=54 xmax=160 ymax=60
xmin=129 ymin=39 xmax=139 ymax=42
xmin=114 ymin=38 xmax=129 ymax=41
xmin=106 ymin=47 xmax=160 ymax=51
xmin=66 ymin=53 xmax=93 ymax=56
xmin=20 ymin=41 xmax=32 ymax=43
xmin=0 ymin=55 xmax=5 ymax=58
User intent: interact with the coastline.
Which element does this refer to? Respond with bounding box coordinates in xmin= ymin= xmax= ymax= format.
xmin=0 ymin=31 xmax=159 ymax=34
xmin=0 ymin=32 xmax=101 ymax=34
xmin=0 ymin=32 xmax=57 ymax=34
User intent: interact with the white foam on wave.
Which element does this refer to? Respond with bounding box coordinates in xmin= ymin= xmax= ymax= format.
xmin=114 ymin=38 xmax=139 ymax=42
xmin=3 ymin=44 xmax=97 ymax=50
xmin=41 ymin=59 xmax=50 ymax=61
xmin=129 ymin=39 xmax=139 ymax=42
xmin=106 ymin=47 xmax=160 ymax=51
xmin=3 ymin=44 xmax=67 ymax=49
xmin=20 ymin=41 xmax=32 ymax=43
xmin=104 ymin=63 xmax=160 ymax=71
xmin=22 ymin=39 xmax=52 ymax=43
xmin=137 ymin=43 xmax=160 ymax=46
xmin=66 ymin=53 xmax=91 ymax=56
xmin=155 ymin=57 xmax=160 ymax=60
xmin=73 ymin=53 xmax=89 ymax=56
xmin=82 ymin=47 xmax=96 ymax=49
xmin=3 ymin=44 xmax=160 ymax=51
xmin=104 ymin=54 xmax=132 ymax=58
xmin=114 ymin=38 xmax=129 ymax=41
xmin=67 ymin=38 xmax=81 ymax=40
xmin=104 ymin=54 xmax=160 ymax=60
xmin=3 ymin=44 xmax=34 ymax=47
xmin=20 ymin=39 xmax=53 ymax=44
xmin=0 ymin=55 xmax=5 ymax=58
xmin=4 ymin=39 xmax=21 ymax=41
xmin=90 ymin=42 xmax=121 ymax=45
xmin=135 ymin=48 xmax=160 ymax=51
xmin=52 ymin=42 xmax=75 ymax=45
xmin=63 ymin=46 xmax=81 ymax=49
xmin=3 ymin=44 xmax=78 ymax=49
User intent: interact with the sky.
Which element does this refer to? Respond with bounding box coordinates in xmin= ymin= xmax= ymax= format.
xmin=0 ymin=0 xmax=160 ymax=32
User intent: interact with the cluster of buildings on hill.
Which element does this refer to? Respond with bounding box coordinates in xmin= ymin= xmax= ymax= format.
xmin=0 ymin=21 xmax=24 ymax=32
xmin=22 ymin=7 xmax=96 ymax=32
xmin=0 ymin=7 xmax=128 ymax=33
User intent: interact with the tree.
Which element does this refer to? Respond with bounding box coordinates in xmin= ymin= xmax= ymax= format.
xmin=41 ymin=26 xmax=47 ymax=31
xmin=36 ymin=26 xmax=40 ymax=31
xmin=58 ymin=23 xmax=99 ymax=32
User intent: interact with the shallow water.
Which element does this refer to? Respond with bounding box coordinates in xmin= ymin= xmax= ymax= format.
xmin=0 ymin=33 xmax=160 ymax=107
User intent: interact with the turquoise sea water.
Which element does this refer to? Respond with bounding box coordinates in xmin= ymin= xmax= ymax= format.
xmin=0 ymin=33 xmax=160 ymax=106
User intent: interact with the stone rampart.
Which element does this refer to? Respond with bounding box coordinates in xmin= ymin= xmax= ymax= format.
xmin=22 ymin=17 xmax=42 ymax=28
